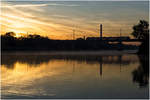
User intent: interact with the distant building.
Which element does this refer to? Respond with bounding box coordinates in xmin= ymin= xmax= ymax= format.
xmin=102 ymin=36 xmax=130 ymax=41
xmin=80 ymin=24 xmax=131 ymax=41
xmin=86 ymin=37 xmax=100 ymax=40
xmin=86 ymin=36 xmax=130 ymax=41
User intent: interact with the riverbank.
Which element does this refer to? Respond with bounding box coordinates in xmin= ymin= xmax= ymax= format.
xmin=2 ymin=50 xmax=138 ymax=56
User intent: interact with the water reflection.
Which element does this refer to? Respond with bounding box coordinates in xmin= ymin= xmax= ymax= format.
xmin=2 ymin=54 xmax=138 ymax=78
xmin=2 ymin=54 xmax=137 ymax=69
xmin=132 ymin=55 xmax=149 ymax=88
xmin=1 ymin=52 xmax=149 ymax=99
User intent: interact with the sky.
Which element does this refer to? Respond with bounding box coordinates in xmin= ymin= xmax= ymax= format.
xmin=0 ymin=1 xmax=149 ymax=40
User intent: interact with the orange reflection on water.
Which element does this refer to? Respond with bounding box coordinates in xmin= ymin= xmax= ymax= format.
xmin=2 ymin=54 xmax=147 ymax=99
xmin=2 ymin=55 xmax=139 ymax=86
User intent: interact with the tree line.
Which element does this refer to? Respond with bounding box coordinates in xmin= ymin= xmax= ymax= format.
xmin=1 ymin=20 xmax=149 ymax=53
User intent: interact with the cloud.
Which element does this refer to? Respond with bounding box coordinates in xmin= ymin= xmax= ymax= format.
xmin=1 ymin=3 xmax=79 ymax=8
xmin=47 ymin=3 xmax=79 ymax=7
xmin=1 ymin=4 xmax=48 ymax=8
xmin=1 ymin=1 xmax=148 ymax=39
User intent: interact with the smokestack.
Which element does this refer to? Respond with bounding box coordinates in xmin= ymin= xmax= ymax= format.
xmin=100 ymin=24 xmax=102 ymax=39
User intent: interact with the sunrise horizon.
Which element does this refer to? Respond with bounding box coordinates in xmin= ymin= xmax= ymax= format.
xmin=1 ymin=0 xmax=149 ymax=99
xmin=1 ymin=1 xmax=149 ymax=40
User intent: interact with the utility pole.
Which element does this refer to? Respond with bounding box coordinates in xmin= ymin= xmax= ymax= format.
xmin=120 ymin=28 xmax=122 ymax=37
xmin=100 ymin=24 xmax=103 ymax=40
xmin=73 ymin=30 xmax=75 ymax=40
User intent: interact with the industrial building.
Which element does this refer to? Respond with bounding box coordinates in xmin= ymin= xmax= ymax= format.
xmin=85 ymin=24 xmax=130 ymax=41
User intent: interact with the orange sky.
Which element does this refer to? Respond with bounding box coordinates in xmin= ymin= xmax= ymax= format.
xmin=0 ymin=1 xmax=149 ymax=40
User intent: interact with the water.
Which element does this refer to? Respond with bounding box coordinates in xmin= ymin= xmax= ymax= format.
xmin=1 ymin=52 xmax=149 ymax=99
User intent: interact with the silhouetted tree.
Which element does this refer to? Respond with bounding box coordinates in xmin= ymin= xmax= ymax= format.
xmin=131 ymin=20 xmax=149 ymax=54
xmin=5 ymin=32 xmax=16 ymax=37
xmin=131 ymin=20 xmax=149 ymax=87
xmin=132 ymin=20 xmax=149 ymax=40
xmin=1 ymin=32 xmax=51 ymax=51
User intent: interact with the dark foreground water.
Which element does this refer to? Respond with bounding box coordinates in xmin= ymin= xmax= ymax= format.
xmin=1 ymin=51 xmax=149 ymax=99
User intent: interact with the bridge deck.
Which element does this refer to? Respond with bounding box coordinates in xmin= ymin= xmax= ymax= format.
xmin=100 ymin=39 xmax=141 ymax=42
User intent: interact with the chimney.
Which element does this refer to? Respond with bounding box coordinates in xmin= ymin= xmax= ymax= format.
xmin=100 ymin=24 xmax=102 ymax=39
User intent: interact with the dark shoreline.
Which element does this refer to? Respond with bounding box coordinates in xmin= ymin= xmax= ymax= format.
xmin=2 ymin=50 xmax=138 ymax=55
xmin=2 ymin=44 xmax=138 ymax=52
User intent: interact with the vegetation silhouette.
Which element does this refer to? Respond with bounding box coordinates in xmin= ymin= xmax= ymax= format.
xmin=131 ymin=20 xmax=149 ymax=54
xmin=1 ymin=33 xmax=138 ymax=51
xmin=1 ymin=32 xmax=50 ymax=51
xmin=131 ymin=20 xmax=149 ymax=87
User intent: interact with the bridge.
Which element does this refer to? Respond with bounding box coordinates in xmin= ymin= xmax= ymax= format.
xmin=84 ymin=24 xmax=142 ymax=43
xmin=100 ymin=39 xmax=141 ymax=42
xmin=85 ymin=37 xmax=142 ymax=42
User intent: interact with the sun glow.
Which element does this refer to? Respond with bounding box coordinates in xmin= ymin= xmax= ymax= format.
xmin=11 ymin=30 xmax=27 ymax=38
xmin=1 ymin=1 xmax=149 ymax=40
xmin=14 ymin=33 xmax=22 ymax=38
